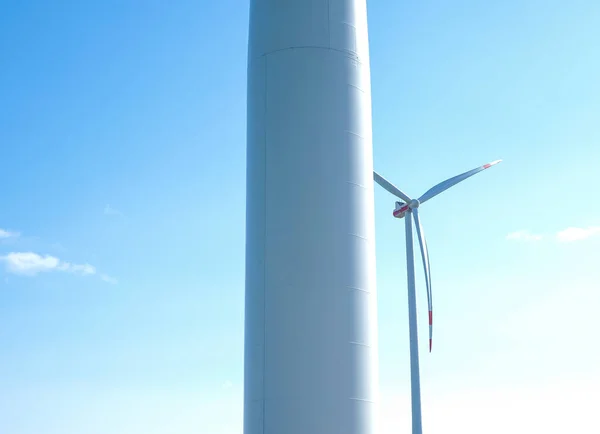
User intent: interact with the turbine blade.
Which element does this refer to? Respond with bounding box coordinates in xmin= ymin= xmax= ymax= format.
xmin=418 ymin=159 xmax=502 ymax=204
xmin=412 ymin=208 xmax=433 ymax=352
xmin=373 ymin=171 xmax=412 ymax=203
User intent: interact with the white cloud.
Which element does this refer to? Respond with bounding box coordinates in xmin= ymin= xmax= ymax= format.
xmin=0 ymin=229 xmax=20 ymax=239
xmin=100 ymin=273 xmax=118 ymax=285
xmin=506 ymin=230 xmax=543 ymax=241
xmin=1 ymin=252 xmax=61 ymax=275
xmin=104 ymin=204 xmax=122 ymax=216
xmin=0 ymin=226 xmax=116 ymax=284
xmin=0 ymin=252 xmax=94 ymax=276
xmin=556 ymin=226 xmax=600 ymax=242
xmin=58 ymin=262 xmax=97 ymax=275
xmin=0 ymin=252 xmax=115 ymax=283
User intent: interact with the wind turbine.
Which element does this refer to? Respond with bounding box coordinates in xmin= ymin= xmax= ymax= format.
xmin=373 ymin=159 xmax=502 ymax=434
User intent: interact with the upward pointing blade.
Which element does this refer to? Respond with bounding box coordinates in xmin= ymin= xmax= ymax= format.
xmin=418 ymin=159 xmax=502 ymax=204
xmin=373 ymin=171 xmax=412 ymax=203
xmin=412 ymin=208 xmax=433 ymax=352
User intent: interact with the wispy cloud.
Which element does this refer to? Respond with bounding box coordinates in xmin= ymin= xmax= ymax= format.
xmin=556 ymin=226 xmax=600 ymax=242
xmin=506 ymin=230 xmax=543 ymax=241
xmin=0 ymin=229 xmax=20 ymax=239
xmin=0 ymin=252 xmax=116 ymax=284
xmin=104 ymin=204 xmax=123 ymax=216
xmin=0 ymin=226 xmax=116 ymax=283
xmin=0 ymin=252 xmax=94 ymax=276
xmin=100 ymin=273 xmax=118 ymax=285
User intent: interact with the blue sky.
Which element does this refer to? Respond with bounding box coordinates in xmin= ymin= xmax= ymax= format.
xmin=1 ymin=1 xmax=599 ymax=433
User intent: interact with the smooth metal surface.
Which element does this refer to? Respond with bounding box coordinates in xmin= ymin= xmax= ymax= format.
xmin=245 ymin=1 xmax=379 ymax=433
xmin=418 ymin=159 xmax=502 ymax=204
xmin=405 ymin=211 xmax=423 ymax=434
xmin=373 ymin=171 xmax=412 ymax=203
xmin=412 ymin=208 xmax=432 ymax=352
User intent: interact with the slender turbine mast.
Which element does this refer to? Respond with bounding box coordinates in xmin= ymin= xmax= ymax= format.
xmin=373 ymin=160 xmax=502 ymax=434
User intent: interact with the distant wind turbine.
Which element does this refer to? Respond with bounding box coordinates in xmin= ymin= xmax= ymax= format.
xmin=373 ymin=159 xmax=502 ymax=434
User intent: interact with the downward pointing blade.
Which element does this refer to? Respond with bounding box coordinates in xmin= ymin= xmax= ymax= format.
xmin=412 ymin=208 xmax=433 ymax=352
xmin=373 ymin=171 xmax=412 ymax=203
xmin=418 ymin=159 xmax=502 ymax=204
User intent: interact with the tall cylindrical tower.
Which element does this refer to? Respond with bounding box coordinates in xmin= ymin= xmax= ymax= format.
xmin=244 ymin=1 xmax=379 ymax=433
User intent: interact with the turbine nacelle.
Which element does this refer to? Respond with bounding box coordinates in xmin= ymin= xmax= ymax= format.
xmin=392 ymin=199 xmax=421 ymax=218
xmin=393 ymin=201 xmax=408 ymax=218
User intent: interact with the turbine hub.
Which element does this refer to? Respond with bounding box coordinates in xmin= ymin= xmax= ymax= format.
xmin=409 ymin=199 xmax=420 ymax=209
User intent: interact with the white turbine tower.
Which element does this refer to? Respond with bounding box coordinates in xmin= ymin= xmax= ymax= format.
xmin=373 ymin=159 xmax=502 ymax=434
xmin=245 ymin=1 xmax=379 ymax=434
